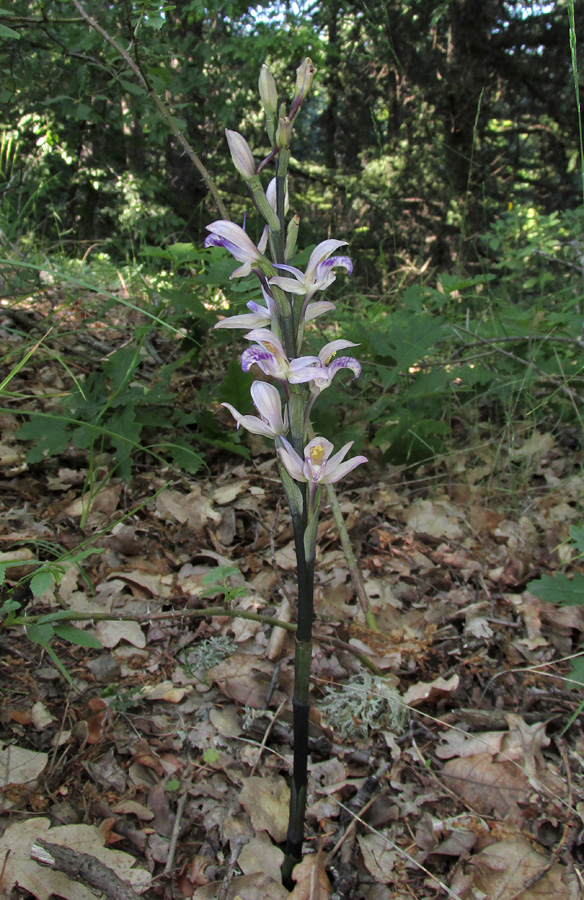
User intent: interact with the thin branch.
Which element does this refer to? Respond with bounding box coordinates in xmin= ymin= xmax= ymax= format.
xmin=164 ymin=793 xmax=187 ymax=876
xmin=324 ymin=481 xmax=378 ymax=630
xmin=451 ymin=332 xmax=582 ymax=355
xmin=451 ymin=325 xmax=584 ymax=403
xmin=9 ymin=606 xmax=383 ymax=676
xmin=70 ymin=0 xmax=228 ymax=220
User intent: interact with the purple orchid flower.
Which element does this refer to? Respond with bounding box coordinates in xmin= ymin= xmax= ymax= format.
xmin=214 ymin=287 xmax=276 ymax=331
xmin=241 ymin=328 xmax=326 ymax=384
xmin=269 ymin=239 xmax=353 ymax=298
xmin=204 ymin=221 xmax=264 ymax=278
xmin=277 ymin=436 xmax=367 ymax=486
xmin=310 ymin=339 xmax=362 ymax=392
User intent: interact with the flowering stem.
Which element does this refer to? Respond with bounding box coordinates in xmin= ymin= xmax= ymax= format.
xmin=208 ymin=59 xmax=367 ymax=888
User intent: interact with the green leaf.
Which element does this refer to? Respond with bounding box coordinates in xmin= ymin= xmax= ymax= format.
xmin=30 ymin=570 xmax=55 ymax=597
xmin=0 ymin=23 xmax=20 ymax=39
xmin=42 ymin=643 xmax=75 ymax=687
xmin=216 ymin=358 xmax=254 ymax=411
xmin=201 ymin=565 xmax=241 ymax=586
xmin=568 ymin=525 xmax=584 ymax=557
xmin=53 ymin=623 xmax=103 ymax=649
xmin=26 ymin=623 xmax=75 ymax=686
xmin=203 ymin=748 xmax=221 ymax=764
xmin=26 ymin=623 xmax=55 ymax=645
xmin=527 ymin=572 xmax=584 ymax=606
xmin=102 ymin=347 xmax=140 ymax=389
xmin=167 ymin=439 xmax=204 ymax=474
xmin=17 ymin=416 xmax=70 ymax=462
xmin=568 ymin=653 xmax=584 ymax=689
xmin=119 ymin=78 xmax=144 ymax=95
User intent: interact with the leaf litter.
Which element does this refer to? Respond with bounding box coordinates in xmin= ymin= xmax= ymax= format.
xmin=1 ymin=302 xmax=584 ymax=899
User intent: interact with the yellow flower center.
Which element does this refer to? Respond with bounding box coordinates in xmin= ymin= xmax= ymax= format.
xmin=309 ymin=444 xmax=326 ymax=465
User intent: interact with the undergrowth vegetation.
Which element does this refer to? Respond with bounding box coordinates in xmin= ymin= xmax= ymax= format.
xmin=2 ymin=203 xmax=584 ymax=486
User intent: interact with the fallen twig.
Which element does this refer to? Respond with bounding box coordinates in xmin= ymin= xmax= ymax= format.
xmin=30 ymin=839 xmax=143 ymax=900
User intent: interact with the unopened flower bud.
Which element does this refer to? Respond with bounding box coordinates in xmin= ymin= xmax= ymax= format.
xmin=276 ymin=112 xmax=292 ymax=150
xmin=290 ymin=57 xmax=315 ymax=119
xmin=259 ymin=64 xmax=278 ymax=118
xmin=225 ymin=129 xmax=256 ymax=181
xmin=285 ymin=214 xmax=300 ymax=260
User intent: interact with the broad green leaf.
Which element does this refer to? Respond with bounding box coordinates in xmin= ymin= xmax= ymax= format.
xmin=203 ymin=748 xmax=220 ymax=764
xmin=17 ymin=416 xmax=70 ymax=462
xmin=167 ymin=439 xmax=204 ymax=474
xmin=568 ymin=526 xmax=584 ymax=557
xmin=119 ymin=78 xmax=143 ymax=95
xmin=30 ymin=570 xmax=55 ymax=597
xmin=527 ymin=573 xmax=584 ymax=606
xmin=568 ymin=653 xmax=584 ymax=689
xmin=26 ymin=623 xmax=55 ymax=645
xmin=201 ymin=566 xmax=241 ymax=585
xmin=102 ymin=347 xmax=140 ymax=389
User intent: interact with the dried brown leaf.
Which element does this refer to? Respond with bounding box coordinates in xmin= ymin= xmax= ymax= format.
xmin=289 ymin=852 xmax=331 ymax=899
xmin=357 ymin=833 xmax=397 ymax=884
xmin=0 ymin=741 xmax=48 ymax=786
xmin=192 ymin=873 xmax=289 ymax=899
xmin=452 ymin=832 xmax=579 ymax=899
xmin=441 ymin=752 xmax=529 ymax=818
xmin=403 ymin=674 xmax=459 ymax=707
xmin=239 ymin=776 xmax=290 ymax=843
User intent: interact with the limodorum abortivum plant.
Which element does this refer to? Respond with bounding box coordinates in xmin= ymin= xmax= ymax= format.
xmin=207 ymin=58 xmax=366 ymax=887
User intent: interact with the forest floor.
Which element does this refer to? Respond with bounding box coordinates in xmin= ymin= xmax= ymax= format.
xmin=0 ymin=293 xmax=583 ymax=900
